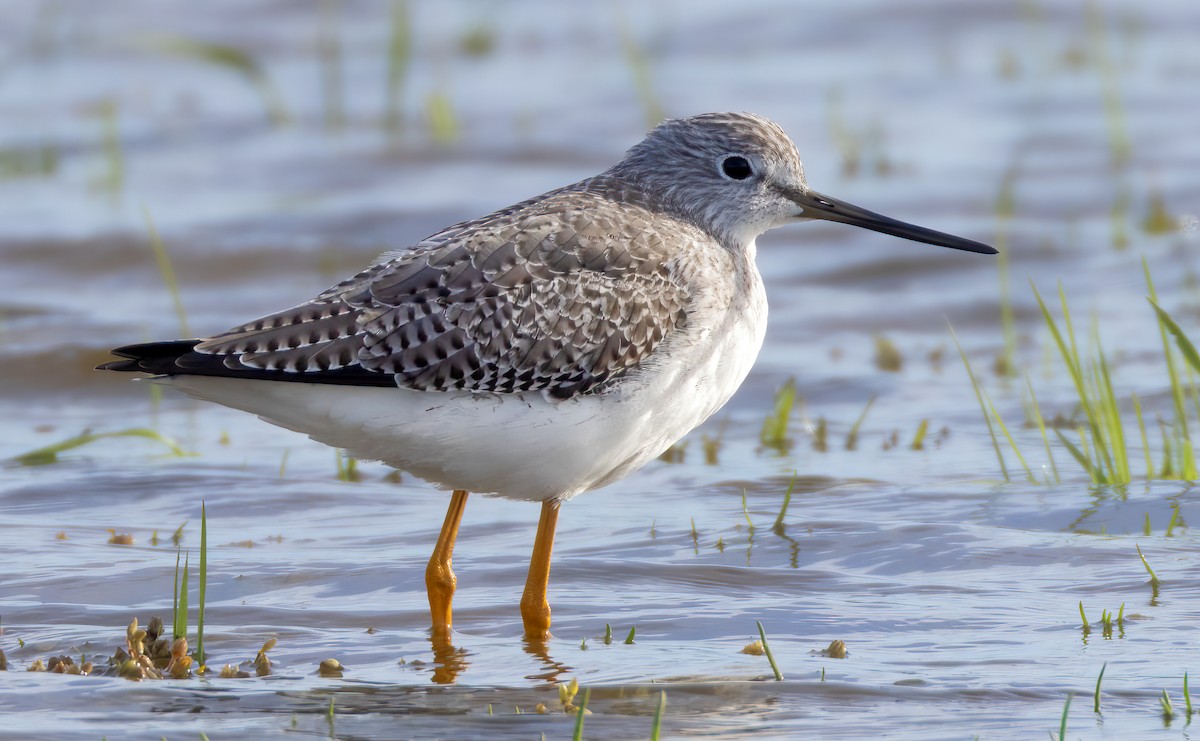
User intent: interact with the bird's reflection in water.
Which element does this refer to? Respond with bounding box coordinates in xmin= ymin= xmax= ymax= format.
xmin=523 ymin=636 xmax=572 ymax=684
xmin=426 ymin=633 xmax=571 ymax=685
xmin=428 ymin=633 xmax=469 ymax=685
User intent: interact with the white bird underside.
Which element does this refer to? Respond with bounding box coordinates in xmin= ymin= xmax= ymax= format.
xmin=163 ymin=267 xmax=766 ymax=502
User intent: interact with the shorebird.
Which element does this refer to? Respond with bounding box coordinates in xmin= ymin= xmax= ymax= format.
xmin=101 ymin=112 xmax=995 ymax=645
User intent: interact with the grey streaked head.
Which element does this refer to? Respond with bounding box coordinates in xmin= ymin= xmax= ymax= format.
xmin=610 ymin=112 xmax=996 ymax=256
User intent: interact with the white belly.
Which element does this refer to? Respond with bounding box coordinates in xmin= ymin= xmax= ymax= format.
xmin=164 ymin=269 xmax=768 ymax=502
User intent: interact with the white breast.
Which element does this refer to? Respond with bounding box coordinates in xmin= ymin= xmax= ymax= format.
xmin=164 ymin=249 xmax=768 ymax=502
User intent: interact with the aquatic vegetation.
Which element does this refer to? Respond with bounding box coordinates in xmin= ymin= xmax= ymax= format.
xmin=198 ymin=503 xmax=208 ymax=665
xmin=964 ymin=263 xmax=1200 ymax=487
xmin=994 ymin=167 xmax=1018 ymax=375
xmin=1094 ymin=662 xmax=1106 ymax=713
xmin=571 ymin=687 xmax=592 ymax=740
xmin=910 ymin=419 xmax=929 ymax=450
xmin=10 ymin=428 xmax=186 ymax=466
xmin=317 ymin=0 xmax=345 ymax=132
xmin=701 ymin=418 xmax=728 ymax=465
xmin=0 ymin=143 xmax=57 ymax=179
xmin=425 ymin=90 xmax=459 ymax=144
xmin=1033 ymin=283 xmax=1129 ymax=484
xmin=318 ymin=658 xmax=344 ymax=677
xmin=459 ymin=23 xmax=496 ymax=57
xmin=822 ymin=639 xmax=848 ymax=659
xmin=623 ymin=626 xmax=636 ymax=645
xmin=755 ymin=621 xmax=783 ymax=681
xmin=1141 ymin=187 xmax=1178 ymax=234
xmin=1160 ymin=689 xmax=1175 ymax=722
xmin=90 ymin=99 xmax=123 ymax=198
xmin=1079 ymin=601 xmax=1125 ymax=639
xmin=173 ymin=550 xmax=189 ymax=642
xmin=143 ymin=210 xmax=191 ymax=344
xmin=1135 ymin=544 xmax=1160 ymax=586
xmin=557 ymin=677 xmax=587 ymax=715
xmin=651 ymin=691 xmax=666 ymax=740
xmin=843 ymin=395 xmax=876 ymax=452
xmin=760 ymin=377 xmax=796 ymax=451
xmin=1085 ymin=1 xmax=1132 ymax=167
xmin=335 ymin=450 xmax=361 ymax=481
xmin=873 ymin=335 xmax=903 ymax=372
xmin=383 ymin=0 xmax=412 ymax=131
xmin=772 ymin=472 xmax=797 ymax=533
xmin=614 ymin=11 xmax=665 ymax=127
xmin=1058 ymin=693 xmax=1073 ymax=740
xmin=141 ymin=36 xmax=291 ymax=125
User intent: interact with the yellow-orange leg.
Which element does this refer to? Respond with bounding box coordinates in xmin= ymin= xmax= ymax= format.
xmin=521 ymin=499 xmax=561 ymax=641
xmin=426 ymin=490 xmax=469 ymax=639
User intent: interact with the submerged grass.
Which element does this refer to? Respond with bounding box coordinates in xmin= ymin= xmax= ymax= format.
xmin=383 ymin=0 xmax=412 ymax=132
xmin=11 ymin=428 xmax=186 ymax=466
xmin=143 ymin=36 xmax=290 ymax=125
xmin=614 ymin=10 xmax=665 ymax=127
xmin=143 ymin=209 xmax=191 ymax=338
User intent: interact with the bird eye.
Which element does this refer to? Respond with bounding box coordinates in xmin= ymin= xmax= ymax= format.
xmin=720 ymin=155 xmax=753 ymax=181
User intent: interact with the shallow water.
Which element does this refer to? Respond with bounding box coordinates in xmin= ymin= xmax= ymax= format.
xmin=2 ymin=0 xmax=1200 ymax=738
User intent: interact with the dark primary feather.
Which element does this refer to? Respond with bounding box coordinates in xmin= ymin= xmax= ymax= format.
xmin=109 ymin=180 xmax=694 ymax=400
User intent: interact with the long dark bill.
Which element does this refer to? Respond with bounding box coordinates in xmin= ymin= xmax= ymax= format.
xmin=793 ymin=189 xmax=997 ymax=255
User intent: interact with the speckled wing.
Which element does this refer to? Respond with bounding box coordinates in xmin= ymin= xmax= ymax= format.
xmin=193 ymin=189 xmax=691 ymax=399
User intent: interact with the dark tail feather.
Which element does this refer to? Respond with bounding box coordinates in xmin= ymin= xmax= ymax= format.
xmin=97 ymin=340 xmax=202 ymax=374
xmin=97 ymin=339 xmax=396 ymax=386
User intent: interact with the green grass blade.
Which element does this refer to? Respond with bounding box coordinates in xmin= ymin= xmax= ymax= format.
xmin=844 ymin=395 xmax=876 ymax=451
xmin=613 ymin=10 xmax=665 ymax=127
xmin=1026 ymin=381 xmax=1060 ymax=483
xmin=1149 ymin=299 xmax=1200 ymax=374
xmin=571 ymin=687 xmax=591 ymax=741
xmin=650 ymin=691 xmax=666 ymax=741
xmin=1136 ymin=544 xmax=1160 ymax=586
xmin=910 ymin=418 xmax=929 ymax=450
xmin=1145 ymin=261 xmax=1195 ymax=478
xmin=1094 ymin=662 xmax=1106 ymax=713
xmin=142 ymin=208 xmax=190 ymax=338
xmin=755 ymin=621 xmax=784 ymax=681
xmin=142 ymin=36 xmax=290 ymax=124
xmin=950 ymin=323 xmax=1009 ymax=481
xmin=383 ymin=0 xmax=412 ymax=131
xmin=1131 ymin=393 xmax=1153 ymax=480
xmin=760 ymin=378 xmax=796 ymax=449
xmin=172 ymin=548 xmax=182 ymax=639
xmin=985 ymin=394 xmax=1035 ymax=482
xmin=12 ymin=427 xmax=186 ymax=466
xmin=1054 ymin=428 xmax=1099 ymax=483
xmin=197 ymin=501 xmax=207 ymax=666
xmin=1059 ymin=693 xmax=1072 ymax=740
xmin=772 ymin=472 xmax=797 ymax=533
xmin=176 ymin=551 xmax=190 ymax=641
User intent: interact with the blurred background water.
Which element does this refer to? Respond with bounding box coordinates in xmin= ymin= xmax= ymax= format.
xmin=1 ymin=1 xmax=1198 ymax=738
